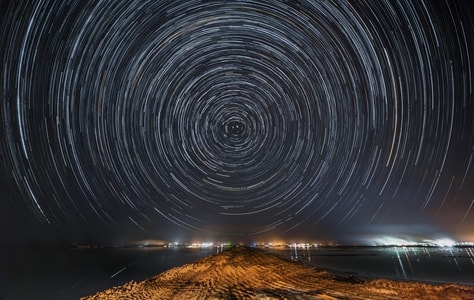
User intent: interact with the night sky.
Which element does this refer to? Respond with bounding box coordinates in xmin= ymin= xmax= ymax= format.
xmin=1 ymin=0 xmax=473 ymax=245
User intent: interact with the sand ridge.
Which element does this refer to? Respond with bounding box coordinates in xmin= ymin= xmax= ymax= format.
xmin=82 ymin=246 xmax=474 ymax=299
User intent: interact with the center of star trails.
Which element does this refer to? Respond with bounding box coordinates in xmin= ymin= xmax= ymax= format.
xmin=225 ymin=120 xmax=245 ymax=136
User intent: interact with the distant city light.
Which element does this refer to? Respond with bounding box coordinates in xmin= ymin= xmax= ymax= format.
xmin=423 ymin=238 xmax=456 ymax=247
xmin=369 ymin=236 xmax=463 ymax=247
xmin=372 ymin=236 xmax=418 ymax=246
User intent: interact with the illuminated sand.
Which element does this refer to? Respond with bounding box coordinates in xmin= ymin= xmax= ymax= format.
xmin=82 ymin=246 xmax=474 ymax=299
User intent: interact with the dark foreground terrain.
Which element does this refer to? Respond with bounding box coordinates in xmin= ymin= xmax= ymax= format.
xmin=82 ymin=246 xmax=474 ymax=299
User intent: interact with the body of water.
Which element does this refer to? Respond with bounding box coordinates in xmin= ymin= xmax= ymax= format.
xmin=1 ymin=245 xmax=473 ymax=299
xmin=0 ymin=246 xmax=219 ymax=300
xmin=265 ymin=246 xmax=474 ymax=285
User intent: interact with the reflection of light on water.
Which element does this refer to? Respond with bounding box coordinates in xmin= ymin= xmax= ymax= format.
xmin=268 ymin=245 xmax=474 ymax=284
xmin=394 ymin=247 xmax=407 ymax=278
xmin=391 ymin=246 xmax=474 ymax=279
xmin=216 ymin=244 xmax=226 ymax=254
xmin=402 ymin=247 xmax=414 ymax=275
xmin=447 ymin=248 xmax=462 ymax=273
xmin=289 ymin=243 xmax=313 ymax=262
xmin=466 ymin=248 xmax=474 ymax=265
xmin=291 ymin=243 xmax=298 ymax=260
xmin=422 ymin=247 xmax=432 ymax=259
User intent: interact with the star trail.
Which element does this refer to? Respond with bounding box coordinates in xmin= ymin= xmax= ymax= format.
xmin=1 ymin=0 xmax=473 ymax=243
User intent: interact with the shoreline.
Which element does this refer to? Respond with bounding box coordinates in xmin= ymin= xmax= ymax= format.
xmin=315 ymin=266 xmax=474 ymax=287
xmin=264 ymin=246 xmax=474 ymax=287
xmin=82 ymin=246 xmax=474 ymax=299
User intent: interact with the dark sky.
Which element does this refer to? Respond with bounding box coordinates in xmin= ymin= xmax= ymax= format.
xmin=1 ymin=0 xmax=473 ymax=245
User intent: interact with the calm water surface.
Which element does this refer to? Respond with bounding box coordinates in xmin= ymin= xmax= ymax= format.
xmin=1 ymin=246 xmax=473 ymax=299
xmin=0 ymin=246 xmax=218 ymax=300
xmin=265 ymin=246 xmax=474 ymax=285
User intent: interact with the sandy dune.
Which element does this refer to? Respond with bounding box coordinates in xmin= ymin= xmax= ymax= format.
xmin=82 ymin=246 xmax=474 ymax=299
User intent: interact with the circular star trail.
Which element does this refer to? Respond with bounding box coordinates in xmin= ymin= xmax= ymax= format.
xmin=1 ymin=0 xmax=473 ymax=238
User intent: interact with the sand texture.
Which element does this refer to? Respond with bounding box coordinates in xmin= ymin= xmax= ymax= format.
xmin=82 ymin=246 xmax=474 ymax=299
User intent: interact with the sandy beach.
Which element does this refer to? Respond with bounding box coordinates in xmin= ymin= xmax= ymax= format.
xmin=81 ymin=246 xmax=474 ymax=299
